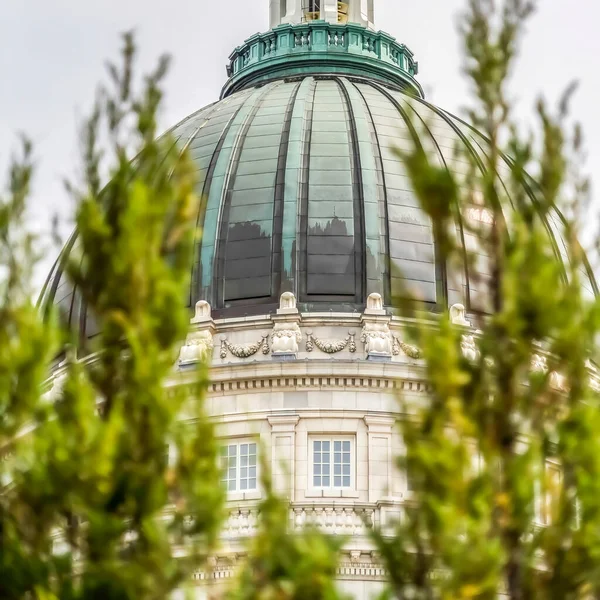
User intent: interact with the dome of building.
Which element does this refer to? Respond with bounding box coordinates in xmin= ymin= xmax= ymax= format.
xmin=38 ymin=10 xmax=597 ymax=345
xmin=37 ymin=3 xmax=600 ymax=596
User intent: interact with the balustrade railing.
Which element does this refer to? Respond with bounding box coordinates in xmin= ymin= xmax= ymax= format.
xmin=223 ymin=22 xmax=420 ymax=97
xmin=222 ymin=502 xmax=379 ymax=540
xmin=292 ymin=504 xmax=374 ymax=535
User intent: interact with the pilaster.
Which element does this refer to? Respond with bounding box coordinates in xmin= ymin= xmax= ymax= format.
xmin=267 ymin=414 xmax=300 ymax=501
xmin=364 ymin=414 xmax=395 ymax=503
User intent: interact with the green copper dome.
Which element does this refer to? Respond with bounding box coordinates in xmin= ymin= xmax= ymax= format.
xmin=39 ymin=22 xmax=597 ymax=345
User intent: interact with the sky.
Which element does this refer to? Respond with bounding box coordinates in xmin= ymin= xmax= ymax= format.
xmin=1 ymin=0 xmax=598 ymax=287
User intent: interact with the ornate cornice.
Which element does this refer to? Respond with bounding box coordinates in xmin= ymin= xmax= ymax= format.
xmin=203 ymin=363 xmax=431 ymax=396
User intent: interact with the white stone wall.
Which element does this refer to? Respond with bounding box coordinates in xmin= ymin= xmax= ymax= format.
xmin=43 ymin=297 xmax=575 ymax=597
xmin=172 ymin=300 xmax=435 ymax=596
xmin=196 ymin=372 xmax=421 ymax=596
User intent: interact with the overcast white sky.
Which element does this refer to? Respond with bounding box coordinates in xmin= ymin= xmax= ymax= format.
xmin=1 ymin=0 xmax=598 ymax=285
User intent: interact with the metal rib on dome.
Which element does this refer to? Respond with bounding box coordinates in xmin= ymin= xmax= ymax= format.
xmin=39 ymin=73 xmax=598 ymax=346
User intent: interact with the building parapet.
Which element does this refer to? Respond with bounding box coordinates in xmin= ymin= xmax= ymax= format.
xmin=222 ymin=22 xmax=422 ymax=98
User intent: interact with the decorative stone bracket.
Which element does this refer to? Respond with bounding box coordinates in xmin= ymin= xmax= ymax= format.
xmin=360 ymin=293 xmax=393 ymax=359
xmin=530 ymin=352 xmax=569 ymax=391
xmin=271 ymin=292 xmax=302 ymax=358
xmin=179 ymin=301 xmax=215 ymax=365
xmin=460 ymin=334 xmax=479 ymax=362
xmin=306 ymin=330 xmax=356 ymax=354
xmin=450 ymin=303 xmax=471 ymax=327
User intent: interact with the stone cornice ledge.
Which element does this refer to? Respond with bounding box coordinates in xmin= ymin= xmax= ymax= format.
xmin=168 ymin=358 xmax=430 ymax=395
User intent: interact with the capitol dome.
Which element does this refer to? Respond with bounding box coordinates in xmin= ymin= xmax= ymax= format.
xmin=39 ymin=5 xmax=597 ymax=344
xmin=36 ymin=2 xmax=599 ymax=596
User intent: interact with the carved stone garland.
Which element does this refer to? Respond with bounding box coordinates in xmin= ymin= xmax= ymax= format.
xmin=392 ymin=336 xmax=421 ymax=359
xmin=306 ymin=330 xmax=356 ymax=354
xmin=220 ymin=335 xmax=270 ymax=359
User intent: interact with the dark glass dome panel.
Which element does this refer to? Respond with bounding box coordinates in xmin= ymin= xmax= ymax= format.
xmin=39 ymin=74 xmax=598 ymax=345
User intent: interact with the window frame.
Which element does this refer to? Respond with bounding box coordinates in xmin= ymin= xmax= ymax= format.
xmin=219 ymin=439 xmax=259 ymax=498
xmin=309 ymin=436 xmax=355 ymax=493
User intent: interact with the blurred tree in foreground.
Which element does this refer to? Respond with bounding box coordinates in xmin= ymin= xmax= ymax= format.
xmin=373 ymin=0 xmax=600 ymax=599
xmin=228 ymin=463 xmax=346 ymax=600
xmin=0 ymin=31 xmax=342 ymax=600
xmin=0 ymin=35 xmax=224 ymax=599
xmin=2 ymin=0 xmax=600 ymax=599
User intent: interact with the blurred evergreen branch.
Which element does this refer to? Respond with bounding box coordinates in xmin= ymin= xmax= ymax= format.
xmin=375 ymin=1 xmax=600 ymax=599
xmin=0 ymin=33 xmax=224 ymax=600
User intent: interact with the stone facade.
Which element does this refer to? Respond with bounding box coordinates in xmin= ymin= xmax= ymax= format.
xmin=40 ymin=291 xmax=586 ymax=597
xmin=172 ymin=294 xmax=428 ymax=597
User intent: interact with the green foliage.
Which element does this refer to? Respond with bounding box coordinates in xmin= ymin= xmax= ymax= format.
xmin=229 ymin=460 xmax=346 ymax=600
xmin=375 ymin=1 xmax=600 ymax=599
xmin=0 ymin=34 xmax=223 ymax=600
xmin=2 ymin=2 xmax=600 ymax=599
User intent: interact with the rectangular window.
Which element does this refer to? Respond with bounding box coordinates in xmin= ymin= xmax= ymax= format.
xmin=312 ymin=439 xmax=352 ymax=489
xmin=361 ymin=0 xmax=369 ymax=20
xmin=220 ymin=442 xmax=257 ymax=493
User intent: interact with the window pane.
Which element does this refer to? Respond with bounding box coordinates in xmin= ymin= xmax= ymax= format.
xmin=314 ymin=441 xmax=321 ymax=451
xmin=334 ymin=452 xmax=341 ymax=463
xmin=343 ymin=476 xmax=350 ymax=487
xmin=334 ymin=463 xmax=341 ymax=475
xmin=241 ymin=443 xmax=248 ymax=455
xmin=249 ymin=466 xmax=256 ymax=478
xmin=343 ymin=464 xmax=350 ymax=475
xmin=314 ymin=475 xmax=321 ymax=486
xmin=334 ymin=441 xmax=342 ymax=452
xmin=343 ymin=441 xmax=350 ymax=452
xmin=323 ymin=476 xmax=330 ymax=486
xmin=334 ymin=476 xmax=342 ymax=487
xmin=241 ymin=479 xmax=247 ymax=490
xmin=322 ymin=441 xmax=330 ymax=451
xmin=315 ymin=464 xmax=321 ymax=475
xmin=249 ymin=478 xmax=256 ymax=489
